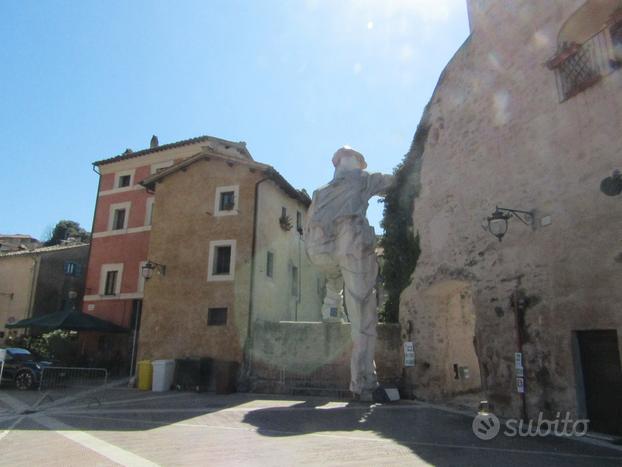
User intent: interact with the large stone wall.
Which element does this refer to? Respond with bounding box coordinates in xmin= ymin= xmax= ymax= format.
xmin=250 ymin=320 xmax=402 ymax=394
xmin=398 ymin=0 xmax=622 ymax=419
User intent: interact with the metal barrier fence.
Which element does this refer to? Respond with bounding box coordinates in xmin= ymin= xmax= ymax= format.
xmin=39 ymin=366 xmax=108 ymax=391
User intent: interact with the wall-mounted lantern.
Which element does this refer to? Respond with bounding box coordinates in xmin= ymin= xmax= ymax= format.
xmin=600 ymin=170 xmax=622 ymax=196
xmin=141 ymin=260 xmax=166 ymax=280
xmin=485 ymin=206 xmax=535 ymax=242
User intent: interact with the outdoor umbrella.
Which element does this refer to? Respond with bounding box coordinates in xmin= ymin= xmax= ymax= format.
xmin=6 ymin=310 xmax=128 ymax=333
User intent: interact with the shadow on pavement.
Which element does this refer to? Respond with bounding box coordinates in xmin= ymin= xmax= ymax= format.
xmin=242 ymin=400 xmax=622 ymax=467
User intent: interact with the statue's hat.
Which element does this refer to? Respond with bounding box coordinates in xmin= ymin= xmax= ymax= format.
xmin=332 ymin=146 xmax=367 ymax=169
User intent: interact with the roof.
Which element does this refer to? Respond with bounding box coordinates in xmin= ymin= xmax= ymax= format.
xmin=0 ymin=243 xmax=89 ymax=258
xmin=140 ymin=150 xmax=311 ymax=207
xmin=0 ymin=234 xmax=38 ymax=240
xmin=93 ymin=135 xmax=253 ymax=166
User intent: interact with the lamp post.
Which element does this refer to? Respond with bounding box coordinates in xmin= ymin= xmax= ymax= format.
xmin=486 ymin=206 xmax=535 ymax=242
xmin=600 ymin=169 xmax=622 ymax=196
xmin=141 ymin=261 xmax=166 ymax=280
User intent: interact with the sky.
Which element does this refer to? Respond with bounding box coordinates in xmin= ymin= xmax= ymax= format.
xmin=0 ymin=0 xmax=470 ymax=239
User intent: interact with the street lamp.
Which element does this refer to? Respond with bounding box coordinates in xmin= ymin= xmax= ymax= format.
xmin=486 ymin=206 xmax=534 ymax=242
xmin=600 ymin=169 xmax=622 ymax=196
xmin=141 ymin=261 xmax=166 ymax=280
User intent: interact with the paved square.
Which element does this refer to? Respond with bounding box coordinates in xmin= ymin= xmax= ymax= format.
xmin=0 ymin=385 xmax=620 ymax=466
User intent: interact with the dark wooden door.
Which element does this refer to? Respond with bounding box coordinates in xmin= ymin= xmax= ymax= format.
xmin=577 ymin=330 xmax=622 ymax=435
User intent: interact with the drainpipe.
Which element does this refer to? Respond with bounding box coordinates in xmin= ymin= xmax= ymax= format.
xmin=513 ymin=287 xmax=528 ymax=422
xmin=81 ymin=164 xmax=102 ymax=313
xmin=245 ymin=173 xmax=271 ymax=380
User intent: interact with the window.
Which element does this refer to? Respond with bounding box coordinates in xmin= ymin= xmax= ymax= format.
xmin=207 ymin=240 xmax=236 ymax=281
xmin=291 ymin=266 xmax=299 ymax=298
xmin=108 ymin=202 xmax=131 ymax=231
xmin=214 ymin=185 xmax=239 ymax=216
xmin=112 ymin=208 xmax=126 ymax=230
xmin=64 ymin=261 xmax=82 ymax=277
xmin=281 ymin=207 xmax=287 ymax=218
xmin=207 ymin=308 xmax=227 ymax=326
xmin=145 ymin=198 xmax=155 ymax=226
xmin=214 ymin=246 xmax=231 ymax=275
xmin=266 ymin=251 xmax=274 ymax=278
xmin=219 ymin=191 xmax=235 ymax=211
xmin=104 ymin=270 xmax=118 ymax=295
xmin=99 ymin=263 xmax=123 ymax=296
xmin=118 ymin=175 xmax=131 ymax=188
xmin=113 ymin=170 xmax=134 ymax=190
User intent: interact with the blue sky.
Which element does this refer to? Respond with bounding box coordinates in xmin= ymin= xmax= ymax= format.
xmin=0 ymin=0 xmax=469 ymax=239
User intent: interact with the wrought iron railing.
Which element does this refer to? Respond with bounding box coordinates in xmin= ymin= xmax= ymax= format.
xmin=548 ymin=23 xmax=622 ymax=101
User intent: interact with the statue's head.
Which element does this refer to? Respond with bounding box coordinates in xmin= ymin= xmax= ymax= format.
xmin=332 ymin=146 xmax=367 ymax=171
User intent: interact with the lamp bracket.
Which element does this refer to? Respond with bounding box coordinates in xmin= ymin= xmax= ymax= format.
xmin=494 ymin=206 xmax=535 ymax=227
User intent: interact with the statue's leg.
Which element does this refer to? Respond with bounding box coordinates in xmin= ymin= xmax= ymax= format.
xmin=340 ymin=253 xmax=379 ymax=398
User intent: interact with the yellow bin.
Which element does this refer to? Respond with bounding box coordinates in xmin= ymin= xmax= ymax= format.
xmin=137 ymin=360 xmax=153 ymax=390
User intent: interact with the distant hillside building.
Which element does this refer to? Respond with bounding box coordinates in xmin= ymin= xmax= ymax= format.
xmin=395 ymin=0 xmax=622 ymax=435
xmin=0 ymin=244 xmax=88 ymax=343
xmin=0 ymin=234 xmax=41 ymax=253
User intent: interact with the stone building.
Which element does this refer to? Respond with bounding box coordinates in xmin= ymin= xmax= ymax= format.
xmin=396 ymin=0 xmax=622 ymax=434
xmin=0 ymin=234 xmax=41 ymax=253
xmin=0 ymin=243 xmax=89 ymax=343
xmin=136 ymin=149 xmax=324 ymax=367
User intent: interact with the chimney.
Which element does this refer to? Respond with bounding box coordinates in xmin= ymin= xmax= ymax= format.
xmin=150 ymin=135 xmax=159 ymax=148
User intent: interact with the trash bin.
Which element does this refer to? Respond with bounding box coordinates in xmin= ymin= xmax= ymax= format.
xmin=174 ymin=358 xmax=201 ymax=391
xmin=152 ymin=359 xmax=176 ymax=392
xmin=214 ymin=360 xmax=239 ymax=394
xmin=137 ymin=360 xmax=153 ymax=391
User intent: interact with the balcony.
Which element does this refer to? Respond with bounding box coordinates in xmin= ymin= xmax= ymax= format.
xmin=548 ymin=9 xmax=622 ymax=102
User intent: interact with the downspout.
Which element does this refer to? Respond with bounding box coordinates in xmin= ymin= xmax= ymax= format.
xmin=81 ymin=164 xmax=102 ymax=312
xmin=513 ymin=287 xmax=528 ymax=422
xmin=245 ymin=173 xmax=271 ymax=380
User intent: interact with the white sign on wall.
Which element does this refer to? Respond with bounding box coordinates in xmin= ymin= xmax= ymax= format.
xmin=514 ymin=352 xmax=523 ymax=369
xmin=404 ymin=342 xmax=415 ymax=367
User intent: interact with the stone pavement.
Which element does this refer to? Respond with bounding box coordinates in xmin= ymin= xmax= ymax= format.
xmin=0 ymin=385 xmax=620 ymax=466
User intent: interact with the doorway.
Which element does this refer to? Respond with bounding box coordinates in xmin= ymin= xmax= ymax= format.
xmin=575 ymin=330 xmax=622 ymax=435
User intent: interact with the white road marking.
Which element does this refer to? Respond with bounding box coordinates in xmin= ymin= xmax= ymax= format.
xmin=33 ymin=414 xmax=158 ymax=467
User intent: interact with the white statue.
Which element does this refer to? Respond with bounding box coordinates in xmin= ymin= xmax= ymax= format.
xmin=305 ymin=146 xmax=394 ymax=400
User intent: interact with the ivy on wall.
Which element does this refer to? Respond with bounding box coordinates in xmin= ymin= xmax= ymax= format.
xmin=379 ymin=114 xmax=430 ymax=322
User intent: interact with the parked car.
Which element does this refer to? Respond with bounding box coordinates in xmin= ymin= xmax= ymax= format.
xmin=0 ymin=347 xmax=55 ymax=390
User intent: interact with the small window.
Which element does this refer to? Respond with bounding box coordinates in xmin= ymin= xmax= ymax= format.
xmin=64 ymin=261 xmax=82 ymax=277
xmin=104 ymin=270 xmax=118 ymax=296
xmin=118 ymin=175 xmax=131 ymax=188
xmin=145 ymin=198 xmax=155 ymax=226
xmin=281 ymin=207 xmax=287 ymax=218
xmin=213 ymin=246 xmax=232 ymax=275
xmin=291 ymin=266 xmax=299 ymax=297
xmin=266 ymin=251 xmax=274 ymax=278
xmin=207 ymin=308 xmax=227 ymax=326
xmin=112 ymin=209 xmax=126 ymax=230
xmin=219 ymin=191 xmax=235 ymax=211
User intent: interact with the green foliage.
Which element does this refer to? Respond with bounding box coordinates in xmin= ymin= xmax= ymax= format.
xmin=379 ymin=117 xmax=429 ymax=322
xmin=7 ymin=330 xmax=81 ymax=364
xmin=44 ymin=220 xmax=90 ymax=246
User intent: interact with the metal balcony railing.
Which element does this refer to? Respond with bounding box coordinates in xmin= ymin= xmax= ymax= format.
xmin=548 ymin=23 xmax=622 ymax=102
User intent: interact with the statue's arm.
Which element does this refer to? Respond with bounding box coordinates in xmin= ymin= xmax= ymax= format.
xmin=366 ymin=172 xmax=395 ymax=197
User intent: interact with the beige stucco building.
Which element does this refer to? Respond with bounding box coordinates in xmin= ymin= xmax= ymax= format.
xmin=397 ymin=0 xmax=622 ymax=434
xmin=136 ymin=147 xmax=323 ymax=367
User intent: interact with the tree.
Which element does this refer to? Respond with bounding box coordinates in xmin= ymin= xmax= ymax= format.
xmin=44 ymin=220 xmax=90 ymax=246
